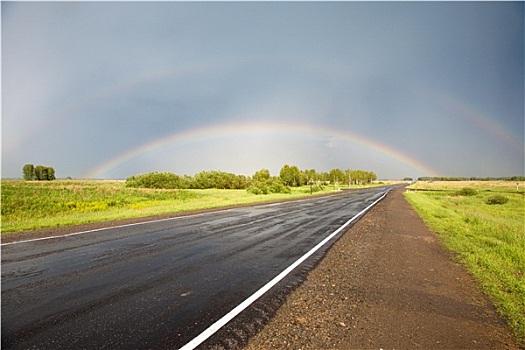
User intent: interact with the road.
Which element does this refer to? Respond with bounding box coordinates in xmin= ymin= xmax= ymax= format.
xmin=1 ymin=187 xmax=389 ymax=349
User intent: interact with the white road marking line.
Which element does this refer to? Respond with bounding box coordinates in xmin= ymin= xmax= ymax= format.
xmin=179 ymin=190 xmax=389 ymax=350
xmin=1 ymin=190 xmax=365 ymax=246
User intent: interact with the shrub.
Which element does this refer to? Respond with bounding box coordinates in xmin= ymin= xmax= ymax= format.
xmin=126 ymin=172 xmax=182 ymax=189
xmin=486 ymin=195 xmax=509 ymax=205
xmin=269 ymin=181 xmax=292 ymax=194
xmin=455 ymin=187 xmax=477 ymax=196
xmin=302 ymin=184 xmax=324 ymax=194
xmin=247 ymin=181 xmax=269 ymax=195
xmin=247 ymin=179 xmax=291 ymax=195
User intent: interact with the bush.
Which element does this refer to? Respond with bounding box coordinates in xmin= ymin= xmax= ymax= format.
xmin=192 ymin=171 xmax=249 ymax=189
xmin=269 ymin=181 xmax=292 ymax=194
xmin=302 ymin=184 xmax=324 ymax=194
xmin=455 ymin=187 xmax=477 ymax=196
xmin=247 ymin=179 xmax=291 ymax=195
xmin=486 ymin=195 xmax=509 ymax=205
xmin=126 ymin=172 xmax=182 ymax=189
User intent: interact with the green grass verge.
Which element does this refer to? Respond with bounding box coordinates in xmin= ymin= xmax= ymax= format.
xmin=404 ymin=181 xmax=525 ymax=344
xmin=1 ymin=180 xmax=377 ymax=234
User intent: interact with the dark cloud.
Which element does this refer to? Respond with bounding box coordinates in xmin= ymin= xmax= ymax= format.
xmin=3 ymin=2 xmax=523 ymax=179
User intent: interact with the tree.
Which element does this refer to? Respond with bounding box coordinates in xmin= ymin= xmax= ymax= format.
xmin=345 ymin=169 xmax=351 ymax=186
xmin=33 ymin=165 xmax=56 ymax=181
xmin=253 ymin=169 xmax=270 ymax=182
xmin=302 ymin=169 xmax=318 ymax=183
xmin=345 ymin=169 xmax=376 ymax=185
xmin=329 ymin=168 xmax=345 ymax=185
xmin=23 ymin=164 xmax=35 ymax=180
xmin=34 ymin=166 xmax=43 ymax=180
xmin=279 ymin=164 xmax=300 ymax=187
xmin=46 ymin=166 xmax=56 ymax=181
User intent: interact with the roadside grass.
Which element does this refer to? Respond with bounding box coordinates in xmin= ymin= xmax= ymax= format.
xmin=405 ymin=181 xmax=525 ymax=344
xmin=408 ymin=180 xmax=523 ymax=193
xmin=1 ymin=180 xmax=372 ymax=234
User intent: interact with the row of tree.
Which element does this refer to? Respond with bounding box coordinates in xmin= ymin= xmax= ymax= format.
xmin=125 ymin=165 xmax=378 ymax=192
xmin=418 ymin=176 xmax=525 ymax=181
xmin=278 ymin=165 xmax=377 ymax=187
xmin=23 ymin=164 xmax=56 ymax=181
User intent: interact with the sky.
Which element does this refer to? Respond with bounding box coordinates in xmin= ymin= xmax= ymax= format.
xmin=2 ymin=1 xmax=524 ymax=180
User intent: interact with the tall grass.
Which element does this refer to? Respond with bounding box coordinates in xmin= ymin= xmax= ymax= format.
xmin=405 ymin=181 xmax=525 ymax=344
xmin=1 ymin=180 xmax=344 ymax=233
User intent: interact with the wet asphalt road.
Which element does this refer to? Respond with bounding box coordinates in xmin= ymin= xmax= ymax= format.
xmin=2 ymin=187 xmax=389 ymax=349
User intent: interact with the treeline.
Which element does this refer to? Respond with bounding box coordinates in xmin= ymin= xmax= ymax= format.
xmin=125 ymin=165 xmax=378 ymax=194
xmin=418 ymin=176 xmax=525 ymax=181
xmin=126 ymin=171 xmax=249 ymax=190
xmin=23 ymin=164 xmax=56 ymax=181
xmin=278 ymin=165 xmax=376 ymax=187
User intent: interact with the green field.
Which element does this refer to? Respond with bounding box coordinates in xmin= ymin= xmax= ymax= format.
xmin=405 ymin=181 xmax=525 ymax=344
xmin=0 ymin=180 xmax=387 ymax=234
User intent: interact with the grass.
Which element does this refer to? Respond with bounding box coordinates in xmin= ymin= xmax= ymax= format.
xmin=408 ymin=180 xmax=523 ymax=193
xmin=405 ymin=181 xmax=525 ymax=344
xmin=1 ymin=180 xmax=383 ymax=234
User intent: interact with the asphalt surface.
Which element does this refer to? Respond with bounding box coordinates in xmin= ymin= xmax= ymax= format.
xmin=1 ymin=187 xmax=390 ymax=349
xmin=244 ymin=187 xmax=521 ymax=350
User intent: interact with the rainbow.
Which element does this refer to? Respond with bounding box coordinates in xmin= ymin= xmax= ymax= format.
xmin=84 ymin=121 xmax=440 ymax=179
xmin=439 ymin=97 xmax=523 ymax=156
xmin=14 ymin=56 xmax=521 ymax=176
xmin=14 ymin=54 xmax=518 ymax=180
xmin=8 ymin=55 xmax=361 ymax=152
xmin=416 ymin=83 xmax=524 ymax=156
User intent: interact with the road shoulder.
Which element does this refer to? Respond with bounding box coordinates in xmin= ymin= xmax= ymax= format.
xmin=244 ymin=187 xmax=520 ymax=349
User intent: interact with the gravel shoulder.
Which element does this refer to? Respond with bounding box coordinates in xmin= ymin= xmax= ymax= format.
xmin=243 ymin=187 xmax=521 ymax=350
